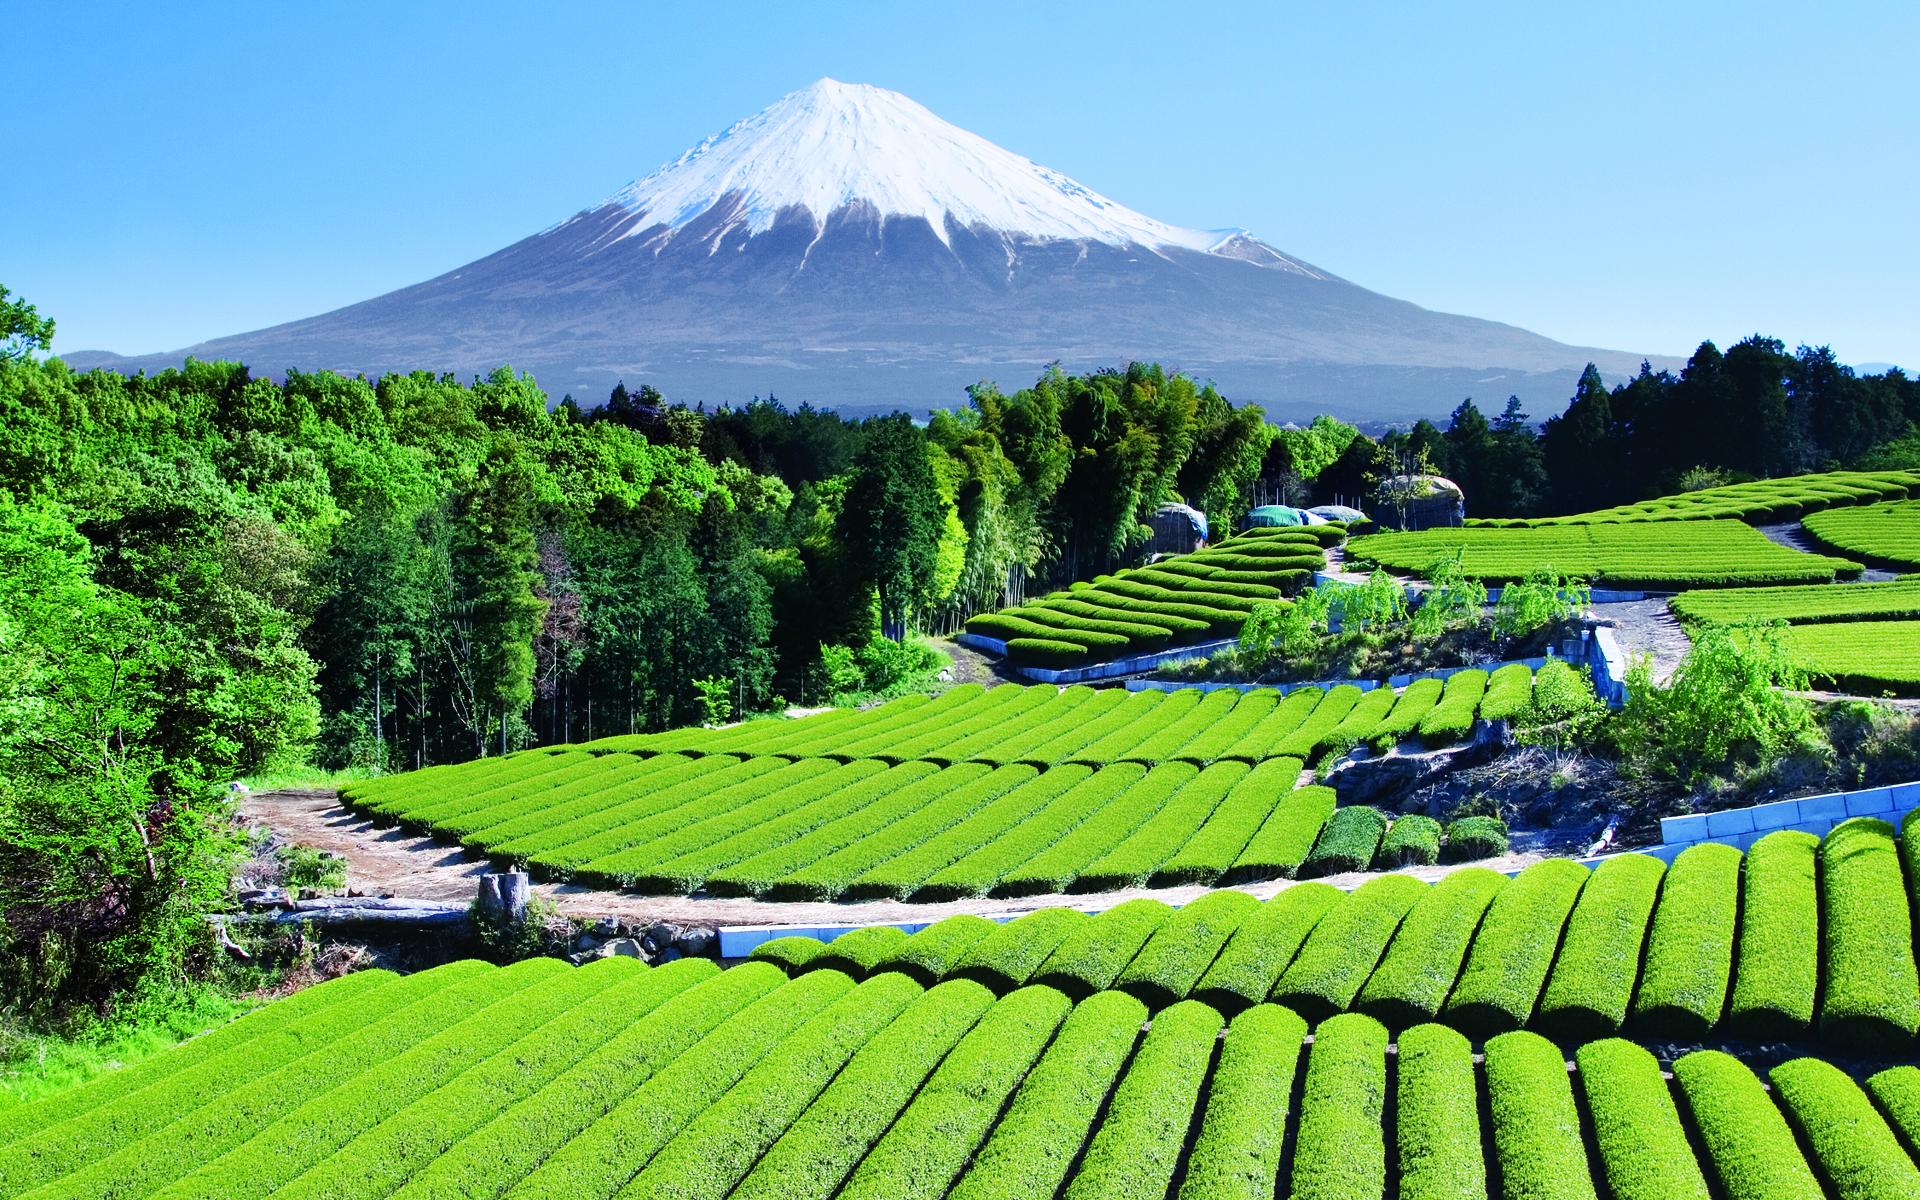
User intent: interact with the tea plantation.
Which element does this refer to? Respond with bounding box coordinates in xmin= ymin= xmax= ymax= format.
xmin=340 ymin=676 xmax=1531 ymax=899
xmin=7 ymin=813 xmax=1918 ymax=1200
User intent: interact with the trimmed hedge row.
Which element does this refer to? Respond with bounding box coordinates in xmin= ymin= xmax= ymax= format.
xmin=1061 ymin=1000 xmax=1221 ymax=1200
xmin=836 ymin=985 xmax=1071 ymax=1200
xmin=1631 ymin=842 xmax=1741 ymax=1039
xmin=1576 ymin=1038 xmax=1713 ymax=1200
xmin=1727 ymin=829 xmax=1821 ymax=1038
xmin=948 ymin=989 xmax=1147 ymax=1200
xmin=1535 ymin=853 xmax=1665 ymax=1043
xmin=1275 ymin=873 xmax=1426 ymax=1022
xmin=996 ymin=763 xmax=1197 ymax=895
xmin=1477 ymin=661 xmax=1534 ymax=722
xmin=1375 ymin=813 xmax=1442 ymax=867
xmin=915 ymin=763 xmax=1149 ymax=900
xmin=1288 ymin=1012 xmax=1390 ymax=1200
xmin=1355 ymin=867 xmax=1504 ymax=1031
xmin=1075 ymin=762 xmax=1245 ymax=890
xmin=1818 ymin=816 xmax=1920 ymax=1049
xmin=1312 ymin=685 xmax=1398 ymax=760
xmin=951 ymin=906 xmax=1089 ymax=993
xmin=1443 ymin=815 xmax=1509 ymax=861
xmin=1114 ymin=888 xmax=1261 ymax=1011
xmin=1394 ymin=1023 xmax=1486 ymax=1200
xmin=1672 ymin=1049 xmax=1826 ymax=1200
xmin=1226 ymin=784 xmax=1336 ymax=881
xmin=1444 ymin=859 xmax=1589 ymax=1036
xmin=1417 ymin=668 xmax=1488 ymax=747
xmin=1174 ymin=1003 xmax=1306 ymax=1200
xmin=1192 ymin=881 xmax=1343 ymax=1014
xmin=1365 ymin=676 xmax=1443 ymax=749
xmin=1033 ymin=898 xmax=1174 ymax=999
xmin=1483 ymin=1030 xmax=1599 ymax=1200
xmin=1219 ymin=684 xmax=1322 ymax=761
xmin=1770 ymin=1056 xmax=1920 ymax=1198
xmin=1299 ymin=804 xmax=1388 ymax=876
xmin=728 ymin=978 xmax=996 ymax=1200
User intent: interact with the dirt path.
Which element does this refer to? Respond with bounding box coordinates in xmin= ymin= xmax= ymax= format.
xmin=241 ymin=789 xmax=1545 ymax=932
xmin=1591 ymin=598 xmax=1690 ymax=683
xmin=1756 ymin=521 xmax=1900 ymax=582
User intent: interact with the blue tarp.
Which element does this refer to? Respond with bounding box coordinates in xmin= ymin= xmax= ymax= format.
xmin=1244 ymin=504 xmax=1305 ymax=527
xmin=1309 ymin=504 xmax=1368 ymax=523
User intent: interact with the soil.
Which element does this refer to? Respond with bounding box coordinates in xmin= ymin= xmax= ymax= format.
xmin=239 ymin=788 xmax=1543 ymax=933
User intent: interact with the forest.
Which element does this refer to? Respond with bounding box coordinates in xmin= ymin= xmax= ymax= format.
xmin=1 ymin=279 xmax=1917 ymax=1013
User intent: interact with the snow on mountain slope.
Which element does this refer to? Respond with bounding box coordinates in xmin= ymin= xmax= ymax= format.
xmin=589 ymin=78 xmax=1314 ymax=271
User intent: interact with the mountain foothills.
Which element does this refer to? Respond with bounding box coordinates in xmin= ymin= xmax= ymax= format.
xmin=2 ymin=274 xmax=1918 ymax=1019
xmin=66 ymin=80 xmax=1645 ymax=419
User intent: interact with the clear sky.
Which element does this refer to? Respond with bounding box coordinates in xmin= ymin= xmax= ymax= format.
xmin=6 ymin=0 xmax=1915 ymax=368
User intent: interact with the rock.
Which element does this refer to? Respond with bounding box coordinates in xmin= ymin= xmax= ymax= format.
xmin=574 ymin=933 xmax=604 ymax=953
xmin=601 ymin=937 xmax=646 ymax=959
xmin=645 ymin=921 xmax=679 ymax=947
xmin=938 ymin=669 xmax=954 ymax=682
xmin=659 ymin=946 xmax=684 ymax=963
xmin=674 ymin=928 xmax=717 ymax=958
xmin=594 ymin=915 xmax=619 ymax=937
xmin=1324 ymin=738 xmax=1500 ymax=808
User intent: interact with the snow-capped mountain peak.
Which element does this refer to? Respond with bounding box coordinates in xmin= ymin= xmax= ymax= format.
xmin=598 ymin=78 xmax=1275 ymax=259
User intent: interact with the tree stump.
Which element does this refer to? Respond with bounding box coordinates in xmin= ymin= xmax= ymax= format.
xmin=476 ymin=871 xmax=531 ymax=926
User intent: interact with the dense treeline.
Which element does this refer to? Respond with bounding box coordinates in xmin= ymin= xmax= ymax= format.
xmin=1349 ymin=339 xmax=1920 ymax=518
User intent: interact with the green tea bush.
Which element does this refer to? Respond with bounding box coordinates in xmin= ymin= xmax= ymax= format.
xmin=1770 ymin=1057 xmax=1920 ymax=1197
xmin=1443 ymin=859 xmax=1587 ymax=1037
xmin=1817 ymin=817 xmax=1920 ymax=1049
xmin=1442 ymin=814 xmax=1509 ymax=861
xmin=1671 ymin=1050 xmax=1824 ymax=1200
xmin=1575 ymin=1039 xmax=1713 ymax=1200
xmin=1631 ymin=842 xmax=1740 ymax=1039
xmin=1287 ymin=1013 xmax=1389 ymax=1200
xmin=1300 ymin=805 xmax=1388 ymax=876
xmin=1392 ymin=1023 xmax=1485 ymax=1200
xmin=1374 ymin=813 xmax=1441 ymax=867
xmin=1483 ymin=1030 xmax=1598 ymax=1200
xmin=1354 ymin=867 xmax=1504 ymax=1030
xmin=1175 ymin=1004 xmax=1307 ymax=1200
xmin=1060 ymin=1000 xmax=1221 ymax=1200
xmin=1726 ymin=830 xmax=1820 ymax=1039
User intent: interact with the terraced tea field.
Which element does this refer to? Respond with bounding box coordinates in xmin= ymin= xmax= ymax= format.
xmin=1469 ymin=468 xmax=1920 ymax=527
xmin=1348 ymin=519 xmax=1860 ymax=587
xmin=9 ymin=878 xmax=1918 ymax=1200
xmin=752 ymin=814 xmax=1920 ymax=1051
xmin=341 ymin=676 xmax=1531 ymax=899
xmin=1803 ymin=497 xmax=1920 ymax=570
xmin=963 ymin=526 xmax=1340 ymax=666
xmin=1674 ymin=579 xmax=1920 ymax=694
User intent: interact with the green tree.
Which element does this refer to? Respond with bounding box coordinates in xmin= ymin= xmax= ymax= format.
xmin=838 ymin=414 xmax=943 ymax=636
xmin=0 ymin=285 xmax=55 ymax=361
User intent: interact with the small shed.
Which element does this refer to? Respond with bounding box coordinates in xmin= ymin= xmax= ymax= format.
xmin=1376 ymin=475 xmax=1466 ymax=530
xmin=1147 ymin=502 xmax=1209 ymax=557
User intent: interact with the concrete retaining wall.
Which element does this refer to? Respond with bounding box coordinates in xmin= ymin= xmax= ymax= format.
xmin=1652 ymin=780 xmax=1920 ymax=857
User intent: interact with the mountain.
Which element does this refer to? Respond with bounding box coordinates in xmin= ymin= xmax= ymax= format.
xmin=66 ymin=79 xmax=1657 ymax=421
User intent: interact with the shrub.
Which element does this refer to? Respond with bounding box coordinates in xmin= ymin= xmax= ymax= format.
xmin=1477 ymin=661 xmax=1534 ymax=722
xmin=1175 ymin=1004 xmax=1308 ymax=1200
xmin=751 ymin=935 xmax=828 ymax=972
xmin=619 ymin=972 xmax=927 ymax=1200
xmin=1226 ymin=784 xmax=1336 ymax=882
xmin=1287 ymin=1013 xmax=1389 ymax=1200
xmin=1060 ymin=1000 xmax=1222 ymax=1200
xmin=949 ymin=906 xmax=1089 ymax=993
xmin=1535 ymin=853 xmax=1665 ymax=1043
xmin=842 ymin=766 xmax=1090 ymax=900
xmin=835 ymin=985 xmax=1072 ymax=1200
xmin=1191 ymin=881 xmax=1343 ymax=1014
xmin=915 ymin=764 xmax=1150 ymax=901
xmin=274 ymin=958 xmax=714 ymax=1200
xmin=1510 ymin=658 xmax=1603 ymax=752
xmin=1630 ymin=842 xmax=1740 ymax=1039
xmin=1482 ymin=1030 xmax=1598 ymax=1200
xmin=1374 ymin=813 xmax=1441 ymax=867
xmin=1817 ymin=817 xmax=1920 ymax=1050
xmin=1032 ymin=899 xmax=1173 ymax=998
xmin=1575 ymin=1039 xmax=1712 ymax=1200
xmin=1492 ymin=567 xmax=1591 ymax=638
xmin=1417 ymin=669 xmax=1488 ymax=747
xmin=1770 ymin=1057 xmax=1920 ymax=1198
xmin=1354 ymin=867 xmax=1504 ymax=1030
xmin=1442 ymin=815 xmax=1508 ymax=861
xmin=806 ymin=926 xmax=910 ymax=980
xmin=871 ymin=915 xmax=999 ymax=985
xmin=728 ymin=979 xmax=998 ymax=1200
xmin=1394 ymin=1023 xmax=1486 ymax=1200
xmin=1300 ymin=805 xmax=1389 ymax=876
xmin=1726 ymin=830 xmax=1820 ymax=1039
xmin=1274 ymin=873 xmax=1426 ymax=1022
xmin=946 ymin=990 xmax=1147 ymax=1200
xmin=1312 ymin=686 xmax=1398 ymax=760
xmin=383 ymin=961 xmax=788 ymax=1200
xmin=1276 ymin=684 xmax=1363 ymax=757
xmin=1113 ymin=889 xmax=1262 ymax=1011
xmin=1004 ymin=637 xmax=1094 ymax=666
xmin=1613 ymin=621 xmax=1819 ymax=784
xmin=1671 ymin=1050 xmax=1824 ymax=1200
xmin=1443 ymin=858 xmax=1588 ymax=1037
xmin=1866 ymin=1065 xmax=1920 ymax=1163
xmin=1364 ymin=677 xmax=1443 ymax=751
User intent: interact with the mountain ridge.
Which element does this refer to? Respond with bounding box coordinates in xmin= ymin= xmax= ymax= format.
xmin=63 ymin=79 xmax=1662 ymax=420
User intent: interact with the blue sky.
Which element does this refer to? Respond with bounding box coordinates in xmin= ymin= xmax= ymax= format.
xmin=6 ymin=1 xmax=1915 ymax=369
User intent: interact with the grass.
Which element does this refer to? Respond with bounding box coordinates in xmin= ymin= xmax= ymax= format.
xmin=0 ymin=991 xmax=247 ymax=1110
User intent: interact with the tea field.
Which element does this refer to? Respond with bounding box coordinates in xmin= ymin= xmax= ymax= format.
xmin=340 ymin=675 xmax=1531 ymax=899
